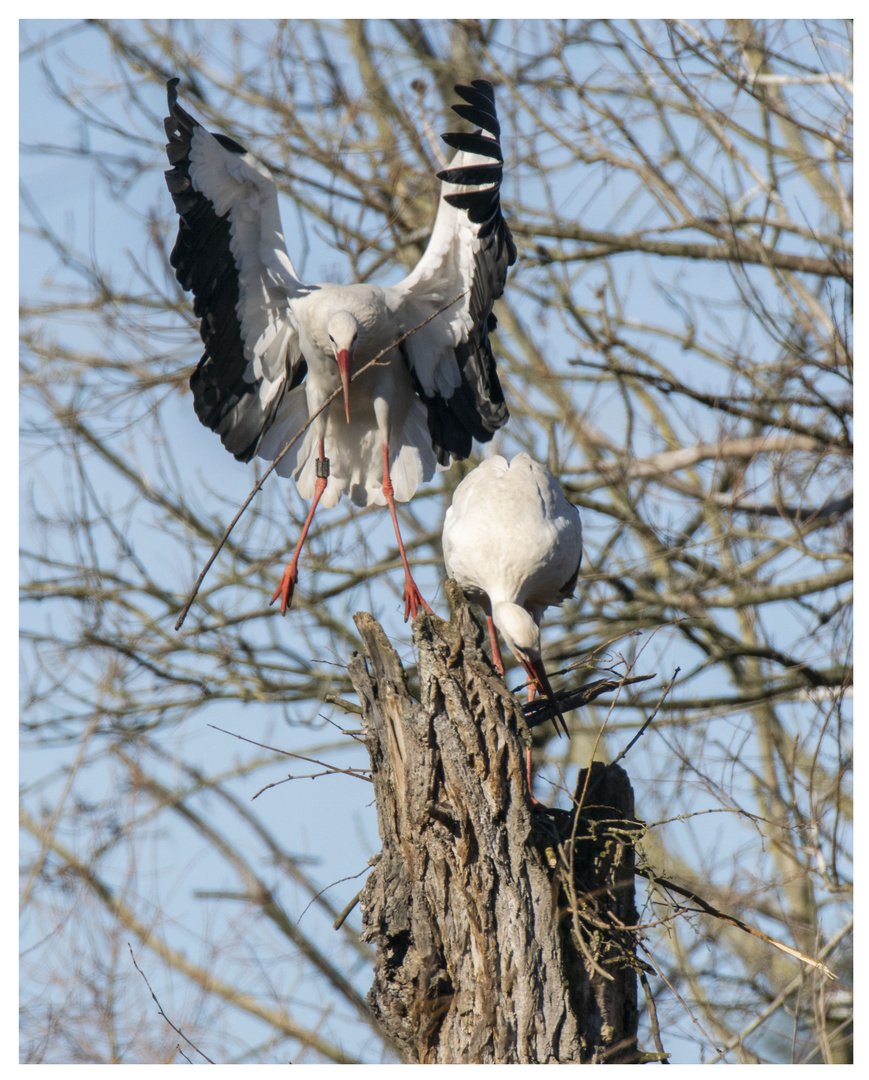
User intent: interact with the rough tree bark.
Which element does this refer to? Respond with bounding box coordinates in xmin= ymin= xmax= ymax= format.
xmin=348 ymin=581 xmax=641 ymax=1063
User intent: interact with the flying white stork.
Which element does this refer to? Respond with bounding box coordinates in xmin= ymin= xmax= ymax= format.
xmin=442 ymin=454 xmax=582 ymax=791
xmin=164 ymin=78 xmax=515 ymax=619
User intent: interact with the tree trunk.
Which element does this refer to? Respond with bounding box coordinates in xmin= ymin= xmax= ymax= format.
xmin=348 ymin=583 xmax=641 ymax=1063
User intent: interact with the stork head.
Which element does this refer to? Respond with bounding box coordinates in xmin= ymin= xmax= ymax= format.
xmin=327 ymin=311 xmax=359 ymax=423
xmin=493 ymin=601 xmax=569 ymax=737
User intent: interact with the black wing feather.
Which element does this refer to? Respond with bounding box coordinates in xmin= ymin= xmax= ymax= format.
xmin=163 ymin=79 xmax=304 ymax=462
xmin=440 ymin=130 xmax=503 ymax=162
xmin=438 ymin=162 xmax=504 ymax=187
xmin=455 ymin=80 xmax=496 ymax=111
xmin=406 ymin=80 xmax=515 ymax=461
xmin=403 ymin=336 xmax=507 ymax=466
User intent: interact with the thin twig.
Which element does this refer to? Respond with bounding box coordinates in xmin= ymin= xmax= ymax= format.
xmin=206 ymin=724 xmax=372 ymax=789
xmin=298 ymin=862 xmax=371 ymax=924
xmin=612 ymin=668 xmax=679 ymax=765
xmin=637 ymin=938 xmax=725 ymax=1058
xmin=712 ymin=920 xmax=846 ymax=1065
xmin=334 ymin=855 xmax=382 ymax=930
xmin=639 ymin=969 xmax=669 ymax=1063
xmin=175 ymin=291 xmax=467 ymax=630
xmin=129 ymin=943 xmax=216 ymax=1064
xmin=639 ymin=867 xmax=837 ymax=980
xmin=333 ymin=891 xmax=363 ymax=932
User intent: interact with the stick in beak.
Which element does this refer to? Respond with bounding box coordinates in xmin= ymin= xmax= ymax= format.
xmin=335 ymin=349 xmax=352 ymax=423
xmin=521 ymin=656 xmax=570 ymax=737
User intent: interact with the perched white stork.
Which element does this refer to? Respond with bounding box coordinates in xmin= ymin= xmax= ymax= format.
xmin=442 ymin=454 xmax=582 ymax=770
xmin=164 ymin=78 xmax=515 ymax=619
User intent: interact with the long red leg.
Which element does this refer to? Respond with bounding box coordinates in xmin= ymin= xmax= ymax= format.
xmin=381 ymin=443 xmax=433 ymax=622
xmin=525 ymin=682 xmax=541 ymax=806
xmin=486 ymin=615 xmax=505 ymax=675
xmin=521 ymin=659 xmax=569 ymax=807
xmin=525 ymin=745 xmax=541 ymax=807
xmin=487 ymin=619 xmax=537 ymax=799
xmin=270 ymin=441 xmax=328 ymax=615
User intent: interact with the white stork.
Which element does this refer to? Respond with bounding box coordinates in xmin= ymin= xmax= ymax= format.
xmin=164 ymin=78 xmax=515 ymax=619
xmin=442 ymin=454 xmax=582 ymax=787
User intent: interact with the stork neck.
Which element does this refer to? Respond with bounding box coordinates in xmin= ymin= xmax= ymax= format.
xmin=491 ymin=601 xmax=541 ymax=662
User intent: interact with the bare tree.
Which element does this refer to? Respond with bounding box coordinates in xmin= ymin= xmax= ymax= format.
xmin=20 ymin=19 xmax=851 ymax=1064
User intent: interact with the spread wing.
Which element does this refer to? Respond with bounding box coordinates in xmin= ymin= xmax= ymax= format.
xmin=164 ymin=78 xmax=309 ymax=462
xmin=385 ymin=81 xmax=516 ymax=464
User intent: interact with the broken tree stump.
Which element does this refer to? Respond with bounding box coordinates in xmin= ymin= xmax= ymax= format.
xmin=348 ymin=585 xmax=640 ymax=1063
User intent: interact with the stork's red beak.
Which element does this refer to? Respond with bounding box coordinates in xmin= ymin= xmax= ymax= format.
xmin=520 ymin=656 xmax=570 ymax=737
xmin=335 ymin=349 xmax=352 ymax=423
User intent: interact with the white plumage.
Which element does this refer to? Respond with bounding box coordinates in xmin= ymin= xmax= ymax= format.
xmin=443 ymin=453 xmax=582 ymax=736
xmin=164 ymin=79 xmax=515 ymax=618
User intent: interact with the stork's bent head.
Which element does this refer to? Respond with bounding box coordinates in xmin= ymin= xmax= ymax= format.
xmin=327 ymin=311 xmax=359 ymax=423
xmin=493 ymin=601 xmax=569 ymax=736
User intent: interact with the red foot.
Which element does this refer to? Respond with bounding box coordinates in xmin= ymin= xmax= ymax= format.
xmin=270 ymin=561 xmax=300 ymax=615
xmin=403 ymin=577 xmax=434 ymax=622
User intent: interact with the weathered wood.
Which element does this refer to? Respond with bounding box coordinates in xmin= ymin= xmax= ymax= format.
xmin=349 ymin=585 xmax=640 ymax=1063
xmin=563 ymin=761 xmax=641 ymax=1061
